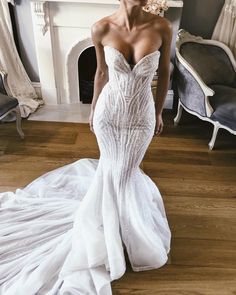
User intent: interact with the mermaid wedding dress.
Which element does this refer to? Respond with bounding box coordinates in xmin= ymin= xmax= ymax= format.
xmin=0 ymin=45 xmax=171 ymax=294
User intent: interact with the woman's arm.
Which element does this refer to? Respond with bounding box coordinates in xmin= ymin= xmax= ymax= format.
xmin=90 ymin=21 xmax=109 ymax=112
xmin=89 ymin=20 xmax=109 ymax=132
xmin=154 ymin=18 xmax=173 ymax=136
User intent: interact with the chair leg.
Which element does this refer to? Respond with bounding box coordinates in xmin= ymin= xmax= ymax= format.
xmin=174 ymin=100 xmax=183 ymax=126
xmin=14 ymin=106 xmax=24 ymax=139
xmin=208 ymin=123 xmax=220 ymax=150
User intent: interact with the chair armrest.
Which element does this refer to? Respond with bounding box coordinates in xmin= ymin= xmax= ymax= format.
xmin=175 ymin=48 xmax=214 ymax=117
xmin=0 ymin=70 xmax=11 ymax=96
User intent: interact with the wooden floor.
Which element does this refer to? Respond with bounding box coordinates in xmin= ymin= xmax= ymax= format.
xmin=0 ymin=109 xmax=236 ymax=294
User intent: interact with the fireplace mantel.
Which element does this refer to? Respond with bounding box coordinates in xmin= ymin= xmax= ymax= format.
xmin=31 ymin=0 xmax=183 ymax=7
xmin=30 ymin=0 xmax=183 ymax=105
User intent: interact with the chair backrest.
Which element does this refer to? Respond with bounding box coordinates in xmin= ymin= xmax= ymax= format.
xmin=180 ymin=42 xmax=236 ymax=87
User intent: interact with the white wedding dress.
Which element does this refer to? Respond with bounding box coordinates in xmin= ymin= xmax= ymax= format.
xmin=0 ymin=45 xmax=171 ymax=294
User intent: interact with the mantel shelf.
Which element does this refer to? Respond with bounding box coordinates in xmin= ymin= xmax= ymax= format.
xmin=30 ymin=0 xmax=183 ymax=8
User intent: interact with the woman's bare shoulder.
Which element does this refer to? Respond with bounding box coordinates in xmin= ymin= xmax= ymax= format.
xmin=152 ymin=15 xmax=173 ymax=34
xmin=91 ymin=16 xmax=112 ymax=43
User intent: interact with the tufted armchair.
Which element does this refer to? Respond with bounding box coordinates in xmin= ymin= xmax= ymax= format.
xmin=173 ymin=29 xmax=236 ymax=150
xmin=0 ymin=70 xmax=24 ymax=139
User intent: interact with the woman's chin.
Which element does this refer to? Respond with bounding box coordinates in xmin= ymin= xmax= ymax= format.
xmin=137 ymin=0 xmax=148 ymax=6
xmin=122 ymin=0 xmax=149 ymax=7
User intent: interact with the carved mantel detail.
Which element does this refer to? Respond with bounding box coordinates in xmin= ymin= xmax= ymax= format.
xmin=32 ymin=1 xmax=48 ymax=35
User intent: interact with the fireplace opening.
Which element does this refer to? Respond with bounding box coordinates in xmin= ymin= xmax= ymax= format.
xmin=78 ymin=46 xmax=97 ymax=104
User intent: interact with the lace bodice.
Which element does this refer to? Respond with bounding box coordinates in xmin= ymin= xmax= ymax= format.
xmin=104 ymin=45 xmax=160 ymax=82
xmin=98 ymin=45 xmax=160 ymax=107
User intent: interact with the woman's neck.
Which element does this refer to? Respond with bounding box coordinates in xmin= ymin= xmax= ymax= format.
xmin=115 ymin=1 xmax=146 ymax=31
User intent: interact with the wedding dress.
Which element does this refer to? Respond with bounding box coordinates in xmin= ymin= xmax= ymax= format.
xmin=0 ymin=45 xmax=171 ymax=294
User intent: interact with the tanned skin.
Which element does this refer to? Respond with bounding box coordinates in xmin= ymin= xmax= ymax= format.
xmin=90 ymin=0 xmax=173 ymax=137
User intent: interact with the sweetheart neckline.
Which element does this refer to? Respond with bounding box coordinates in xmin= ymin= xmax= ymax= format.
xmin=104 ymin=45 xmax=160 ymax=72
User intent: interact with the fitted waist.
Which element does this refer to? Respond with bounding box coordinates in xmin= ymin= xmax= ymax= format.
xmin=106 ymin=78 xmax=153 ymax=97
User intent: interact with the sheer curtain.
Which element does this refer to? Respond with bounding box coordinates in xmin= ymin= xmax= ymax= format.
xmin=0 ymin=0 xmax=42 ymax=119
xmin=211 ymin=0 xmax=236 ymax=58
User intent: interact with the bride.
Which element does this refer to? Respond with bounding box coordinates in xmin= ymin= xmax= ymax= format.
xmin=0 ymin=0 xmax=173 ymax=294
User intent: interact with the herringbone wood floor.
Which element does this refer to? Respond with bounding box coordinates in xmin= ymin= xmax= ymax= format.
xmin=0 ymin=109 xmax=236 ymax=294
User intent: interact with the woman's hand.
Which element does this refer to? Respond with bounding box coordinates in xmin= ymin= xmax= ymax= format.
xmin=89 ymin=109 xmax=94 ymax=133
xmin=154 ymin=113 xmax=164 ymax=136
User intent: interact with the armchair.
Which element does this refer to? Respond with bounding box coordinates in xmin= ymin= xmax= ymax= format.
xmin=174 ymin=29 xmax=236 ymax=150
xmin=0 ymin=70 xmax=24 ymax=139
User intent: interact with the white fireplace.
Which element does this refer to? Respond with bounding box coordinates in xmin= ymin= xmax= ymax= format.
xmin=30 ymin=0 xmax=183 ymax=107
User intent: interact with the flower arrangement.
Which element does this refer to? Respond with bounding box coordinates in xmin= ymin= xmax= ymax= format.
xmin=142 ymin=0 xmax=169 ymax=15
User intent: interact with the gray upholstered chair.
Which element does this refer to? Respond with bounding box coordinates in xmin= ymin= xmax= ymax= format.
xmin=174 ymin=29 xmax=236 ymax=150
xmin=0 ymin=70 xmax=24 ymax=139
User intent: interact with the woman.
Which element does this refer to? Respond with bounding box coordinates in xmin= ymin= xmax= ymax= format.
xmin=89 ymin=0 xmax=173 ymax=137
xmin=0 ymin=0 xmax=172 ymax=294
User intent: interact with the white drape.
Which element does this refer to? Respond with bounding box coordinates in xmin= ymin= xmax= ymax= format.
xmin=211 ymin=0 xmax=236 ymax=58
xmin=0 ymin=0 xmax=43 ymax=119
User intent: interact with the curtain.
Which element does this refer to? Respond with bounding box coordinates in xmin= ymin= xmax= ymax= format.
xmin=211 ymin=0 xmax=236 ymax=58
xmin=0 ymin=0 xmax=43 ymax=120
